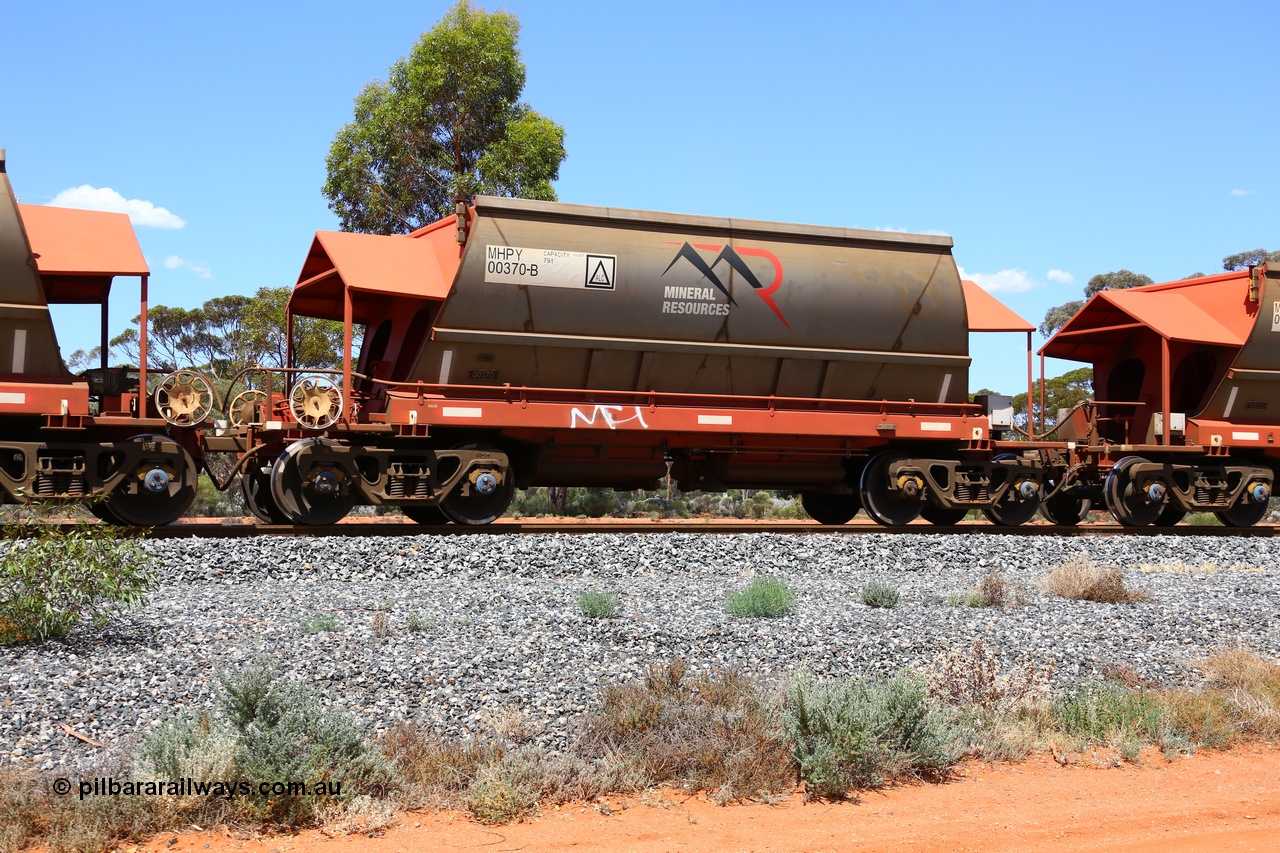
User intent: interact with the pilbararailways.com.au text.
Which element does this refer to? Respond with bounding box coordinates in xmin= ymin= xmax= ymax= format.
xmin=57 ymin=777 xmax=346 ymax=800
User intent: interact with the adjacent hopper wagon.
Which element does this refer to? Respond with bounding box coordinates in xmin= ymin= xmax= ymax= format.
xmin=262 ymin=196 xmax=1040 ymax=525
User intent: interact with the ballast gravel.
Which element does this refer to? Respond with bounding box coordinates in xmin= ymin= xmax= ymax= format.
xmin=2 ymin=531 xmax=1277 ymax=772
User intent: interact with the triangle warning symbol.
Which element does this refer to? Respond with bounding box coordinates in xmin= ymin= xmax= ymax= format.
xmin=589 ymin=260 xmax=612 ymax=286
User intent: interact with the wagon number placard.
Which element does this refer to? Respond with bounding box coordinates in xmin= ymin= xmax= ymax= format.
xmin=484 ymin=245 xmax=616 ymax=291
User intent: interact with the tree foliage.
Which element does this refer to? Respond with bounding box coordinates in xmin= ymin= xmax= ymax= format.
xmin=323 ymin=0 xmax=566 ymax=234
xmin=1040 ymin=270 xmax=1154 ymax=339
xmin=1222 ymin=248 xmax=1280 ymax=271
xmin=93 ymin=287 xmax=344 ymax=377
xmin=1082 ymin=269 xmax=1154 ymax=298
xmin=1038 ymin=300 xmax=1084 ymax=338
xmin=1012 ymin=367 xmax=1093 ymax=429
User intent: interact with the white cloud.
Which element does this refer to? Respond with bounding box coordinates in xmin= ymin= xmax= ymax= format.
xmin=162 ymin=255 xmax=212 ymax=279
xmin=48 ymin=185 xmax=186 ymax=229
xmin=1230 ymin=189 xmax=1257 ymax=197
xmin=957 ymin=265 xmax=1039 ymax=294
xmin=868 ymin=225 xmax=951 ymax=236
xmin=1046 ymin=269 xmax=1074 ymax=285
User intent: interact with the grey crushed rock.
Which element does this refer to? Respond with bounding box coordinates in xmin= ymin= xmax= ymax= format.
xmin=1 ymin=531 xmax=1276 ymax=772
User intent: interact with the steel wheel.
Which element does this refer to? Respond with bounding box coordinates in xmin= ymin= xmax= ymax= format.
xmin=88 ymin=501 xmax=124 ymax=524
xmin=1103 ymin=456 xmax=1163 ymax=527
xmin=401 ymin=505 xmax=451 ymax=525
xmin=240 ymin=463 xmax=290 ymax=524
xmin=1040 ymin=488 xmax=1090 ymax=526
xmin=800 ymin=492 xmax=860 ymax=525
xmin=859 ymin=452 xmax=923 ymax=526
xmin=106 ymin=434 xmax=198 ymax=526
xmin=982 ymin=454 xmax=1041 ymax=526
xmin=921 ymin=504 xmax=968 ymax=525
xmin=439 ymin=443 xmax=515 ymax=526
xmin=270 ymin=438 xmax=356 ymax=525
xmin=1154 ymin=505 xmax=1187 ymax=527
xmin=1215 ymin=498 xmax=1269 ymax=528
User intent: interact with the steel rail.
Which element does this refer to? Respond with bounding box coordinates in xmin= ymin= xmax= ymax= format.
xmin=72 ymin=521 xmax=1279 ymax=539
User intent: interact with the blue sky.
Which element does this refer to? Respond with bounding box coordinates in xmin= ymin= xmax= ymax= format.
xmin=6 ymin=0 xmax=1277 ymax=395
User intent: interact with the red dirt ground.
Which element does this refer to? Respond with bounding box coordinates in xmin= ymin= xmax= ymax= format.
xmin=132 ymin=746 xmax=1280 ymax=853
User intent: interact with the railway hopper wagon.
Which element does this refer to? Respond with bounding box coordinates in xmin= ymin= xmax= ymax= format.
xmin=0 ymin=149 xmax=202 ymax=525
xmin=246 ymin=196 xmax=1045 ymax=526
xmin=1038 ymin=266 xmax=1280 ymax=527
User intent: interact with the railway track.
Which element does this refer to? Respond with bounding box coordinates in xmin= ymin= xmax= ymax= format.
xmin=86 ymin=520 xmax=1280 ymax=539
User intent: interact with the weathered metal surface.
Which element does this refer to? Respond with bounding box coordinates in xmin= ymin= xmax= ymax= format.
xmin=418 ymin=196 xmax=970 ymax=403
xmin=0 ymin=149 xmax=70 ymax=379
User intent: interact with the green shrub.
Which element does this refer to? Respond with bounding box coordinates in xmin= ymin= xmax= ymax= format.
xmin=947 ymin=571 xmax=1009 ymax=608
xmin=405 ymin=612 xmax=435 ymax=632
xmin=301 ymin=612 xmax=344 ymax=634
xmin=184 ymin=477 xmax=244 ymax=518
xmin=0 ymin=507 xmax=157 ymax=645
xmin=725 ymin=576 xmax=796 ymax=618
xmin=784 ymin=670 xmax=958 ymax=798
xmin=1056 ymin=683 xmax=1165 ymax=745
xmin=861 ymin=580 xmax=900 ymax=608
xmin=578 ymin=591 xmax=619 ymax=619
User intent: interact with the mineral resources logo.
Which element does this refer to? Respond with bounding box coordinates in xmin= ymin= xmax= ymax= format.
xmin=661 ymin=242 xmax=791 ymax=329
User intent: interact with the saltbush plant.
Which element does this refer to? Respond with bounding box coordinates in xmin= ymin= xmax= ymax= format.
xmin=784 ymin=670 xmax=958 ymax=798
xmin=0 ymin=505 xmax=157 ymax=644
xmin=143 ymin=664 xmax=392 ymax=826
xmin=301 ymin=612 xmax=345 ymax=634
xmin=861 ymin=580 xmax=900 ymax=608
xmin=725 ymin=576 xmax=796 ymax=618
xmin=577 ymin=591 xmax=619 ymax=619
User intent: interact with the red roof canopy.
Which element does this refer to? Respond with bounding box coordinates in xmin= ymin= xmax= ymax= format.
xmin=290 ymin=216 xmax=464 ymax=324
xmin=961 ymin=280 xmax=1034 ymax=333
xmin=1040 ymin=270 xmax=1255 ymax=362
xmin=19 ymin=204 xmax=148 ymax=303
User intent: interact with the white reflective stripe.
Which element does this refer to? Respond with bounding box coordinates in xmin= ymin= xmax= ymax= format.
xmin=697 ymin=414 xmax=733 ymax=425
xmin=938 ymin=373 xmax=952 ymax=403
xmin=920 ymin=422 xmax=952 ymax=432
xmin=1232 ymin=431 xmax=1260 ymax=441
xmin=12 ymin=329 xmax=26 ymax=374
xmin=442 ymin=406 xmax=483 ymax=418
xmin=438 ymin=349 xmax=453 ymax=385
xmin=0 ymin=392 xmax=26 ymax=404
xmin=1224 ymin=385 xmax=1238 ymax=417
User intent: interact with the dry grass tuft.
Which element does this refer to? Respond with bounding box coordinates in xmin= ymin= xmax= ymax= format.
xmin=1137 ymin=561 xmax=1262 ymax=574
xmin=1040 ymin=556 xmax=1149 ymax=603
xmin=928 ymin=637 xmax=1055 ymax=762
xmin=580 ymin=660 xmax=794 ymax=802
xmin=0 ymin=767 xmax=47 ymax=853
xmin=929 ymin=637 xmax=1053 ymax=712
xmin=1199 ymin=648 xmax=1280 ymax=739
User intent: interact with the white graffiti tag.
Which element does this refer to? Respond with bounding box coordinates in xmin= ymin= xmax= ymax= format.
xmin=569 ymin=405 xmax=651 ymax=430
